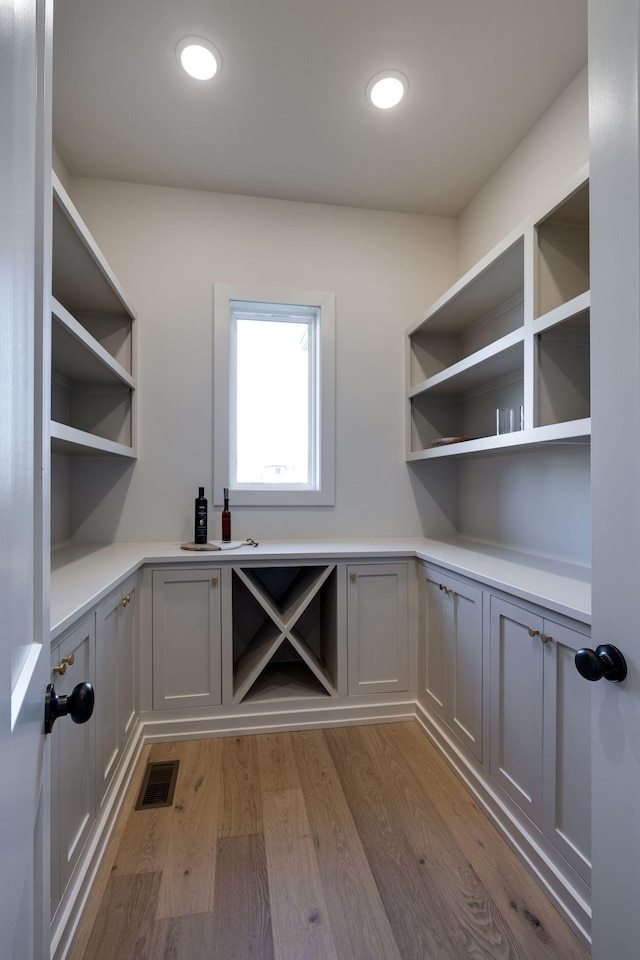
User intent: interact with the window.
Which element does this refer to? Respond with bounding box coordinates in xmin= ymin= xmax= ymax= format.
xmin=214 ymin=284 xmax=335 ymax=506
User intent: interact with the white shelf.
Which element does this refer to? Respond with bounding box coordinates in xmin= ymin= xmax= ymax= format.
xmin=50 ymin=421 xmax=136 ymax=458
xmin=409 ymin=329 xmax=524 ymax=398
xmin=52 ymin=298 xmax=134 ymax=388
xmin=50 ymin=172 xmax=137 ymax=464
xmin=533 ymin=290 xmax=590 ymax=336
xmin=52 ymin=172 xmax=135 ymax=317
xmin=407 ymin=167 xmax=591 ymax=462
xmin=407 ymin=418 xmax=591 ymax=461
xmin=408 ymin=233 xmax=524 ymax=337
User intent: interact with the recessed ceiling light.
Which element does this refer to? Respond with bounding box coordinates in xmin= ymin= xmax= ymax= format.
xmin=366 ymin=70 xmax=408 ymax=109
xmin=176 ymin=37 xmax=221 ymax=81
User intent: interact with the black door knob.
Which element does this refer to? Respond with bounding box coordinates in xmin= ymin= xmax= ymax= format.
xmin=575 ymin=645 xmax=628 ymax=683
xmin=44 ymin=682 xmax=95 ymax=734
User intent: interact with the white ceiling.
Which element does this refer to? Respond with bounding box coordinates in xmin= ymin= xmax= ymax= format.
xmin=52 ymin=0 xmax=587 ymax=217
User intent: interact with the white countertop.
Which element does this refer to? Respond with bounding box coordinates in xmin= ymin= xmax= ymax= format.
xmin=50 ymin=537 xmax=591 ymax=640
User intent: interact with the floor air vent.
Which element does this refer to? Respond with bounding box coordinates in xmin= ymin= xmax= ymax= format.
xmin=135 ymin=760 xmax=180 ymax=810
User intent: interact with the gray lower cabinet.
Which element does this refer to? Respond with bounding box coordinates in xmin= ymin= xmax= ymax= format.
xmin=152 ymin=567 xmax=222 ymax=709
xmin=422 ymin=565 xmax=483 ymax=760
xmin=347 ymin=562 xmax=409 ymax=695
xmin=51 ymin=575 xmax=139 ymax=924
xmin=95 ymin=575 xmax=137 ymax=808
xmin=490 ymin=595 xmax=591 ymax=882
xmin=50 ymin=615 xmax=96 ymax=919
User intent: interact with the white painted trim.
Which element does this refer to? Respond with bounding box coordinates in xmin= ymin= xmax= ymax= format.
xmin=213 ymin=282 xmax=336 ymax=506
xmin=139 ymin=697 xmax=417 ymax=742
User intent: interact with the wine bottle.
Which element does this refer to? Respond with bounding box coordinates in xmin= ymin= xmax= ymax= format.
xmin=194 ymin=487 xmax=208 ymax=544
xmin=221 ymin=487 xmax=231 ymax=542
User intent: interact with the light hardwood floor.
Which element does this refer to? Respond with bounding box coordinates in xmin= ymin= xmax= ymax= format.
xmin=68 ymin=722 xmax=590 ymax=960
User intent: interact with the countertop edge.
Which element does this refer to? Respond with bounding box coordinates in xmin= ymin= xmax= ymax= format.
xmin=50 ymin=538 xmax=591 ymax=638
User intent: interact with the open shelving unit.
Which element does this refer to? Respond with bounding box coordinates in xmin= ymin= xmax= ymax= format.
xmin=51 ymin=172 xmax=137 ymax=458
xmin=231 ymin=564 xmax=338 ymax=703
xmin=406 ymin=167 xmax=590 ymax=461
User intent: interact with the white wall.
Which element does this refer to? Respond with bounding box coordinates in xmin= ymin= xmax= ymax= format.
xmin=458 ymin=447 xmax=590 ymax=565
xmin=62 ymin=179 xmax=459 ymax=543
xmin=451 ymin=66 xmax=591 ymax=567
xmin=458 ymin=67 xmax=589 ymax=273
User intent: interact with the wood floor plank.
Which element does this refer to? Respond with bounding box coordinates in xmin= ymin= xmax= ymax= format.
xmin=156 ymin=738 xmax=223 ymax=919
xmin=324 ymin=724 xmax=466 ymax=959
xmin=292 ymin=728 xmax=403 ymax=960
xmin=355 ymin=722 xmax=527 ymax=960
xmin=255 ymin=732 xmax=301 ymax=794
xmin=111 ymin=742 xmax=179 ymax=877
xmin=81 ymin=872 xmax=161 ymax=960
xmin=69 ymin=725 xmax=589 ymax=960
xmin=212 ymin=834 xmax=274 ymax=959
xmin=147 ymin=912 xmax=216 ymax=958
xmin=383 ymin=721 xmax=590 ymax=960
xmin=219 ymin=734 xmax=263 ymax=838
xmin=262 ymin=787 xmax=339 ymax=960
xmin=67 ymin=744 xmax=152 ymax=960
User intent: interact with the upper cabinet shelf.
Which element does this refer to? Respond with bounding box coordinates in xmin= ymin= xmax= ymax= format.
xmin=52 ymin=173 xmax=135 ymax=319
xmin=535 ymin=181 xmax=589 ymax=320
xmin=406 ymin=166 xmax=590 ymax=461
xmin=51 ymin=173 xmax=137 ymax=458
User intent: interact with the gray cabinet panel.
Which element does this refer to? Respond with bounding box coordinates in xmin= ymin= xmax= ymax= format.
xmin=152 ymin=567 xmax=222 ymax=709
xmin=423 ymin=567 xmax=483 ymax=759
xmin=347 ymin=563 xmax=409 ymax=695
xmin=50 ymin=616 xmax=96 ymax=917
xmin=490 ymin=597 xmax=544 ymax=822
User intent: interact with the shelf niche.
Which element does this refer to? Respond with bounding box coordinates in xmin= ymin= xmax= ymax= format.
xmin=232 ymin=565 xmax=338 ymax=703
xmin=536 ymin=182 xmax=589 ymax=319
xmin=537 ymin=309 xmax=590 ymax=427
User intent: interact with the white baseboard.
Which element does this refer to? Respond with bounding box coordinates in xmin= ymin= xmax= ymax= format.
xmin=414 ymin=700 xmax=591 ymax=949
xmin=140 ymin=696 xmax=417 ymax=742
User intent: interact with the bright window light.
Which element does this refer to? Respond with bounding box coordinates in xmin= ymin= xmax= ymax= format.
xmin=231 ymin=304 xmax=317 ymax=488
xmin=177 ymin=37 xmax=221 ymax=80
xmin=367 ymin=70 xmax=407 ymax=109
xmin=214 ymin=284 xmax=336 ymax=507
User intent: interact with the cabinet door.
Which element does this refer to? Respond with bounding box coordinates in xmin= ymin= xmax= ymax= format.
xmin=490 ymin=597 xmax=544 ymax=822
xmin=423 ymin=568 xmax=483 ymax=760
xmin=95 ymin=589 xmax=120 ymax=808
xmin=423 ymin=573 xmax=447 ymax=719
xmin=50 ymin=616 xmax=96 ymax=916
xmin=117 ymin=575 xmax=137 ymax=750
xmin=347 ymin=563 xmax=409 ymax=695
xmin=447 ymin=575 xmax=483 ymax=760
xmin=152 ymin=567 xmax=222 ymax=709
xmin=542 ymin=617 xmax=591 ymax=883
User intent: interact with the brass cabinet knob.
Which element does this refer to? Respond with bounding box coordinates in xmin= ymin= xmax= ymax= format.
xmin=211 ymin=577 xmax=218 ymax=586
xmin=439 ymin=584 xmax=452 ymax=595
xmin=528 ymin=627 xmax=540 ymax=638
xmin=53 ymin=654 xmax=75 ymax=676
xmin=350 ymin=572 xmax=357 ymax=581
xmin=121 ymin=595 xmax=131 ymax=607
xmin=540 ymin=633 xmax=553 ymax=644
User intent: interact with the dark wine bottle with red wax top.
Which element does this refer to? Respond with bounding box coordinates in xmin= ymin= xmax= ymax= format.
xmin=194 ymin=486 xmax=207 ymax=544
xmin=221 ymin=487 xmax=231 ymax=542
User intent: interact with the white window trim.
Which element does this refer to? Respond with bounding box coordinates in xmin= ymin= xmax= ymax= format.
xmin=214 ymin=283 xmax=335 ymax=506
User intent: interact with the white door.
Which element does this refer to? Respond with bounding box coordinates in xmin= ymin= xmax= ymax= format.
xmin=0 ymin=0 xmax=51 ymax=957
xmin=589 ymin=1 xmax=640 ymax=956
